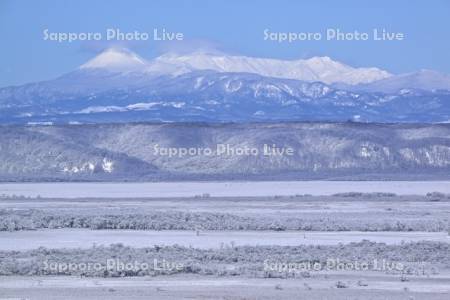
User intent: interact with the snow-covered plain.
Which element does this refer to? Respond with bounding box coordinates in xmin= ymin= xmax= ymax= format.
xmin=1 ymin=194 xmax=449 ymax=300
xmin=1 ymin=181 xmax=450 ymax=198
xmin=0 ymin=229 xmax=448 ymax=250
xmin=1 ymin=274 xmax=449 ymax=300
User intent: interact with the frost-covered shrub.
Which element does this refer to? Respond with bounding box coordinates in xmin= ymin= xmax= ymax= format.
xmin=0 ymin=241 xmax=447 ymax=277
xmin=335 ymin=281 xmax=348 ymax=288
xmin=0 ymin=208 xmax=448 ymax=232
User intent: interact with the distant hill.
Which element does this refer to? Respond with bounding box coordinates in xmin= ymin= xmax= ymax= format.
xmin=1 ymin=122 xmax=449 ymax=181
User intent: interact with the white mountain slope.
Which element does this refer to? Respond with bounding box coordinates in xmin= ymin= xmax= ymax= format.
xmin=154 ymin=52 xmax=392 ymax=85
xmin=358 ymin=69 xmax=450 ymax=93
xmin=79 ymin=48 xmax=391 ymax=85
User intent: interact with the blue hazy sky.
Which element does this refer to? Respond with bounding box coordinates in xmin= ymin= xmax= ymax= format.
xmin=1 ymin=0 xmax=449 ymax=87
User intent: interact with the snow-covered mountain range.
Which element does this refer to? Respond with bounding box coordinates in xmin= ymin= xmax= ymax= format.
xmin=1 ymin=48 xmax=450 ymax=124
xmin=79 ymin=48 xmax=391 ymax=85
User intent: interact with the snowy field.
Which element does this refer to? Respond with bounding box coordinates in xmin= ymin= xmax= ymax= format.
xmin=1 ymin=191 xmax=449 ymax=299
xmin=1 ymin=181 xmax=450 ymax=198
xmin=0 ymin=274 xmax=449 ymax=300
xmin=1 ymin=229 xmax=448 ymax=250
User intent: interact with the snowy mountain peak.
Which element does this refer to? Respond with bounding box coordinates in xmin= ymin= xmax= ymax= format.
xmin=305 ymin=56 xmax=333 ymax=63
xmin=80 ymin=48 xmax=148 ymax=72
